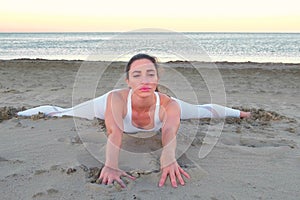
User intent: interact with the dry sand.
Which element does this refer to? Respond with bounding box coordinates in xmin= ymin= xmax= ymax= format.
xmin=0 ymin=59 xmax=299 ymax=200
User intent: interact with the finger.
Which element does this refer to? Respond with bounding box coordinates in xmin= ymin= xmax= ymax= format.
xmin=107 ymin=178 xmax=114 ymax=185
xmin=122 ymin=172 xmax=136 ymax=180
xmin=158 ymin=171 xmax=168 ymax=187
xmin=101 ymin=176 xmax=108 ymax=184
xmin=99 ymin=170 xmax=105 ymax=180
xmin=179 ymin=167 xmax=190 ymax=179
xmin=169 ymin=170 xmax=177 ymax=188
xmin=116 ymin=178 xmax=127 ymax=188
xmin=175 ymin=169 xmax=185 ymax=186
xmin=97 ymin=177 xmax=103 ymax=184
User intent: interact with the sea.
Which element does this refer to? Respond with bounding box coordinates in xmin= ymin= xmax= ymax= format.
xmin=0 ymin=32 xmax=300 ymax=63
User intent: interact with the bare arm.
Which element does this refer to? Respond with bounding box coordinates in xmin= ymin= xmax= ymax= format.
xmin=99 ymin=92 xmax=135 ymax=187
xmin=159 ymin=100 xmax=190 ymax=188
xmin=160 ymin=100 xmax=180 ymax=168
xmin=104 ymin=92 xmax=124 ymax=168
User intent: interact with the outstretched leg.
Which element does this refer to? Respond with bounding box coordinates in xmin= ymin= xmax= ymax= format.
xmin=18 ymin=91 xmax=249 ymax=120
xmin=18 ymin=91 xmax=111 ymax=120
xmin=171 ymin=98 xmax=241 ymax=120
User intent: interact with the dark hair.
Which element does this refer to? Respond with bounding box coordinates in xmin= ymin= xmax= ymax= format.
xmin=125 ymin=53 xmax=159 ymax=79
xmin=125 ymin=53 xmax=159 ymax=92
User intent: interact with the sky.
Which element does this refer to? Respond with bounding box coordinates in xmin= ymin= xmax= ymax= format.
xmin=1 ymin=0 xmax=300 ymax=32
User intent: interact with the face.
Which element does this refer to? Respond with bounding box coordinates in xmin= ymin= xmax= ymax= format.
xmin=126 ymin=58 xmax=158 ymax=97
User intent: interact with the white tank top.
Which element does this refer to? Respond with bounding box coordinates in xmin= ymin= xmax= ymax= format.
xmin=123 ymin=89 xmax=163 ymax=133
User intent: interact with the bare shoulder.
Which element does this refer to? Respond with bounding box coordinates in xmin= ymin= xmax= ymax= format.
xmin=105 ymin=89 xmax=129 ymax=131
xmin=107 ymin=88 xmax=129 ymax=102
xmin=158 ymin=92 xmax=179 ymax=109
xmin=106 ymin=89 xmax=129 ymax=117
xmin=157 ymin=92 xmax=180 ymax=122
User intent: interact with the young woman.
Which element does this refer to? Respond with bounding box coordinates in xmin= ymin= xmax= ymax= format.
xmin=18 ymin=53 xmax=250 ymax=188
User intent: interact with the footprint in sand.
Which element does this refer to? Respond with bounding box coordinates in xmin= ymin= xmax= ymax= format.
xmin=56 ymin=136 xmax=83 ymax=145
xmin=220 ymin=136 xmax=297 ymax=149
xmin=32 ymin=188 xmax=59 ymax=198
xmin=34 ymin=169 xmax=49 ymax=175
xmin=0 ymin=158 xmax=24 ymax=164
xmin=1 ymin=158 xmax=26 ymax=180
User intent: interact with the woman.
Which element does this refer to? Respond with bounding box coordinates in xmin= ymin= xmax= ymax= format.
xmin=17 ymin=54 xmax=250 ymax=188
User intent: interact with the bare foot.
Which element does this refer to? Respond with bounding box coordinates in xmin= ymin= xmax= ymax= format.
xmin=240 ymin=111 xmax=251 ymax=118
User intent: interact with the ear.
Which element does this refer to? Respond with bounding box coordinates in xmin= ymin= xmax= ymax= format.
xmin=125 ymin=78 xmax=129 ymax=86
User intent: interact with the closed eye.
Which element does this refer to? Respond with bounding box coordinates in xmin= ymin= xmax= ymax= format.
xmin=132 ymin=71 xmax=141 ymax=77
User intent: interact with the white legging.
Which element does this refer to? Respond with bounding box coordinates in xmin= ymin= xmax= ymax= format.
xmin=17 ymin=90 xmax=240 ymax=120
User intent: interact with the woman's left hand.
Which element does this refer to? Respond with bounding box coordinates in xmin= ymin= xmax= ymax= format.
xmin=158 ymin=161 xmax=190 ymax=188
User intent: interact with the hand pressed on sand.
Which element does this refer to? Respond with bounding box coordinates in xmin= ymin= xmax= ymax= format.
xmin=99 ymin=165 xmax=136 ymax=188
xmin=158 ymin=161 xmax=190 ymax=188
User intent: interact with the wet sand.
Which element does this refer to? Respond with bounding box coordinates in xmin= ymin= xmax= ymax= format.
xmin=0 ymin=59 xmax=299 ymax=199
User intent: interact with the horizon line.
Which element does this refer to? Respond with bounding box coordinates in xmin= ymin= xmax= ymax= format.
xmin=1 ymin=31 xmax=300 ymax=34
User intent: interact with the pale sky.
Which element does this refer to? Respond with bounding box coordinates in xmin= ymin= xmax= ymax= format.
xmin=1 ymin=0 xmax=300 ymax=32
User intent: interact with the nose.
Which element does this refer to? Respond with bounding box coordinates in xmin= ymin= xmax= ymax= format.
xmin=141 ymin=75 xmax=150 ymax=84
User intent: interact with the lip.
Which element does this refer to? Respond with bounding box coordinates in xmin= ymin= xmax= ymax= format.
xmin=139 ymin=87 xmax=151 ymax=92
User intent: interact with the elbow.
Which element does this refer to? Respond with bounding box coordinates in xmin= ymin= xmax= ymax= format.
xmin=163 ymin=126 xmax=178 ymax=135
xmin=162 ymin=119 xmax=180 ymax=136
xmin=161 ymin=126 xmax=179 ymax=144
xmin=106 ymin=124 xmax=123 ymax=136
xmin=106 ymin=125 xmax=123 ymax=146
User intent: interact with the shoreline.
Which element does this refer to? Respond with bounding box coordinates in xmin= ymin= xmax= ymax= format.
xmin=1 ymin=58 xmax=300 ymax=67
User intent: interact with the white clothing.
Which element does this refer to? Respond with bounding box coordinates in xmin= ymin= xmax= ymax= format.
xmin=123 ymin=89 xmax=162 ymax=133
xmin=17 ymin=89 xmax=240 ymax=133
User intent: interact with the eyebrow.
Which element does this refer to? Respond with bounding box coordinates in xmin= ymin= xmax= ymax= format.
xmin=131 ymin=69 xmax=156 ymax=73
xmin=146 ymin=69 xmax=156 ymax=73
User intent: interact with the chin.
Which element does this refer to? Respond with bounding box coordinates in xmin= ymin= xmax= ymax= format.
xmin=137 ymin=89 xmax=155 ymax=97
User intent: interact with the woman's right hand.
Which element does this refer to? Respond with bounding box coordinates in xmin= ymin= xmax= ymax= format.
xmin=99 ymin=165 xmax=136 ymax=188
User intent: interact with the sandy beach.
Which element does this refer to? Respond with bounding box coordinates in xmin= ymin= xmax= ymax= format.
xmin=0 ymin=59 xmax=299 ymax=200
